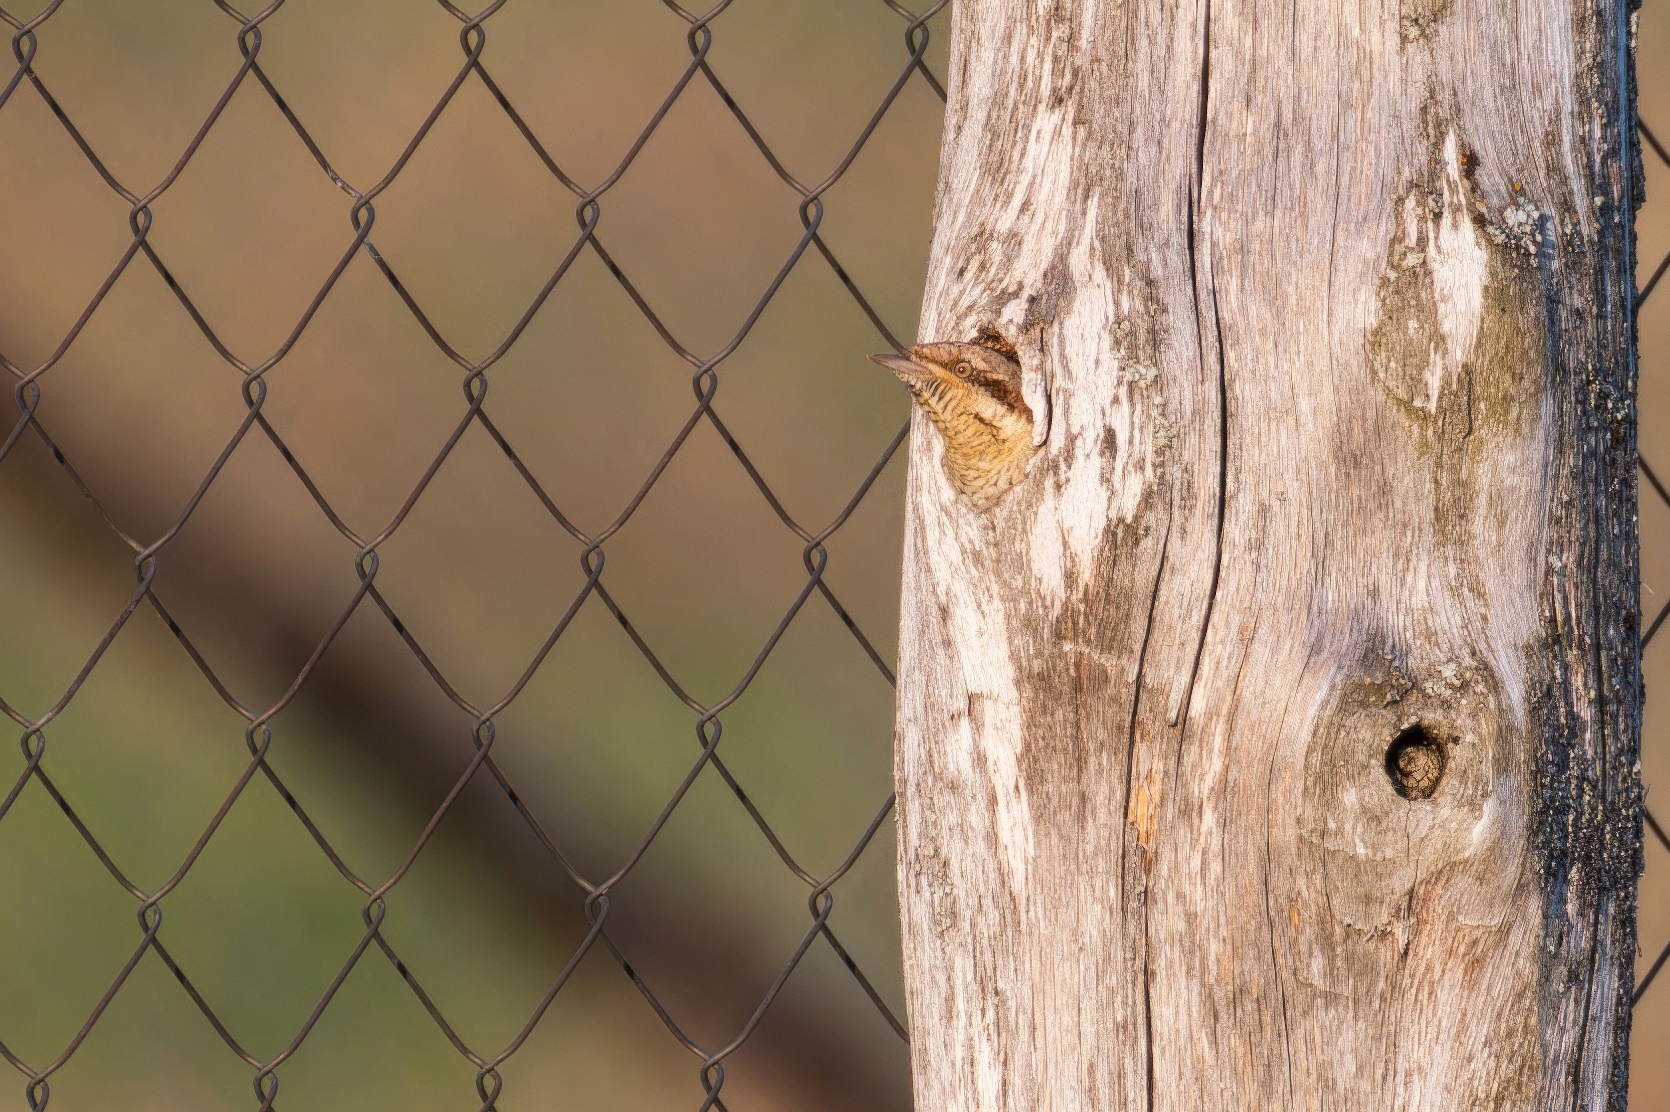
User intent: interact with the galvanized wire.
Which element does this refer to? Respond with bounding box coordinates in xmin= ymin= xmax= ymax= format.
xmin=0 ymin=1 xmax=947 ymax=1108
xmin=1634 ymin=119 xmax=1670 ymax=1011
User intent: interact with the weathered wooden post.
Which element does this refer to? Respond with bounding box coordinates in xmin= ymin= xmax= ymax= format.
xmin=890 ymin=1 xmax=1641 ymax=1107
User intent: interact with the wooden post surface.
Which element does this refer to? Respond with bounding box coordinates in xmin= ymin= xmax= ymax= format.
xmin=892 ymin=1 xmax=1642 ymax=1108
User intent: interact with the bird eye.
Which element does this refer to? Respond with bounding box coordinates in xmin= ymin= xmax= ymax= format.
xmin=954 ymin=361 xmax=972 ymax=378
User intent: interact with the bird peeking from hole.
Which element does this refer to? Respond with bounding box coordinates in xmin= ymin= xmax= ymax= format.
xmin=869 ymin=338 xmax=1037 ymax=505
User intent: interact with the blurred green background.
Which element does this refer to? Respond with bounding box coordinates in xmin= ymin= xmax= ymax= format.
xmin=0 ymin=2 xmax=952 ymax=1108
xmin=5 ymin=2 xmax=1670 ymax=1110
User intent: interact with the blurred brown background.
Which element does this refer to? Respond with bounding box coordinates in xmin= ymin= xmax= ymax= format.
xmin=1 ymin=2 xmax=1666 ymax=1109
xmin=0 ymin=2 xmax=952 ymax=1108
xmin=1632 ymin=3 xmax=1670 ymax=1107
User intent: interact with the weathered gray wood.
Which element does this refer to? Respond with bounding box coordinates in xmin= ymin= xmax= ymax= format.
xmin=892 ymin=1 xmax=1641 ymax=1108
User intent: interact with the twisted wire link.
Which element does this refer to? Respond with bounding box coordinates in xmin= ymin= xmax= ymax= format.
xmin=0 ymin=1 xmax=951 ymax=1107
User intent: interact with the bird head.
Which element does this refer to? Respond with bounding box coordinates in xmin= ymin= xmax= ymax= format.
xmin=869 ymin=341 xmax=1037 ymax=505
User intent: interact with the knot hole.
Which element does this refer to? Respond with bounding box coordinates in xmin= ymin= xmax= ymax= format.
xmin=1385 ymin=723 xmax=1446 ymax=800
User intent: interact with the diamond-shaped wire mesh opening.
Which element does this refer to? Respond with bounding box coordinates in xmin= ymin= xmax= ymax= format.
xmin=1 ymin=1 xmax=1662 ymax=1109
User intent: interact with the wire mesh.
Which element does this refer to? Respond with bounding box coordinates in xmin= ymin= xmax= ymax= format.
xmin=1634 ymin=119 xmax=1670 ymax=1013
xmin=0 ymin=2 xmax=1662 ymax=1110
xmin=0 ymin=2 xmax=946 ymax=1109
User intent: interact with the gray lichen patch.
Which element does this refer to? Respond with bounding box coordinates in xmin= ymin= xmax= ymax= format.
xmin=1106 ymin=260 xmax=1167 ymax=387
xmin=1483 ymin=193 xmax=1549 ymax=257
xmin=1102 ymin=258 xmax=1174 ymax=460
xmin=1151 ymin=414 xmax=1176 ymax=453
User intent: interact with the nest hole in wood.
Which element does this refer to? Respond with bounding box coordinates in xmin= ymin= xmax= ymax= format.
xmin=1384 ymin=723 xmax=1446 ymax=801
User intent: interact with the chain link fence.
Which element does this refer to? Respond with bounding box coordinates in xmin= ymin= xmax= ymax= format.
xmin=1637 ymin=124 xmax=1670 ymax=1006
xmin=0 ymin=3 xmax=1665 ymax=1110
xmin=1631 ymin=17 xmax=1670 ymax=1095
xmin=0 ymin=2 xmax=944 ymax=1108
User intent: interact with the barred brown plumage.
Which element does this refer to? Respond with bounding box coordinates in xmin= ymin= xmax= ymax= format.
xmin=868 ymin=341 xmax=1036 ymax=505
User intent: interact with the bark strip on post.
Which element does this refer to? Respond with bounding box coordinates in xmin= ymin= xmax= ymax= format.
xmin=892 ymin=2 xmax=1640 ymax=1108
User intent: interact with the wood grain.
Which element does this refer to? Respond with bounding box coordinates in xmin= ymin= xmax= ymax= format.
xmin=893 ymin=1 xmax=1641 ymax=1107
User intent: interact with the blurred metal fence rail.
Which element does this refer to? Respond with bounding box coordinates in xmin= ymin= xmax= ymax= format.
xmin=0 ymin=3 xmax=1662 ymax=1111
xmin=0 ymin=1 xmax=947 ymax=1108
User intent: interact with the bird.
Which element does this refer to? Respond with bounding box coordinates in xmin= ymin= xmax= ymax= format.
xmin=869 ymin=339 xmax=1037 ymax=505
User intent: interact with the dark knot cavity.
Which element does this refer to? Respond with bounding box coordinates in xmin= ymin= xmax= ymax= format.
xmin=1385 ymin=723 xmax=1446 ymax=801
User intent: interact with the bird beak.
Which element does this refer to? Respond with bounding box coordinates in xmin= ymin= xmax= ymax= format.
xmin=868 ymin=352 xmax=931 ymax=382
